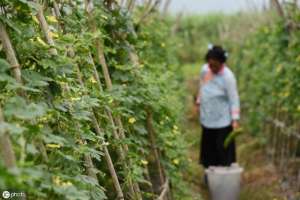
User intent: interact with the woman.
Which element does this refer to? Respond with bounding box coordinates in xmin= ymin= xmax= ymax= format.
xmin=196 ymin=45 xmax=240 ymax=172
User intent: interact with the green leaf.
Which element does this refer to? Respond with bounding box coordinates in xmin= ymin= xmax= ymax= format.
xmin=75 ymin=175 xmax=99 ymax=186
xmin=26 ymin=143 xmax=39 ymax=155
xmin=16 ymin=0 xmax=40 ymax=12
xmin=43 ymin=133 xmax=68 ymax=146
xmin=22 ymin=70 xmax=52 ymax=87
xmin=52 ymin=184 xmax=89 ymax=200
xmin=0 ymin=59 xmax=10 ymax=72
xmin=4 ymin=96 xmax=47 ymax=120
xmin=90 ymin=187 xmax=107 ymax=200
xmin=0 ymin=16 xmax=21 ymax=34
xmin=0 ymin=122 xmax=26 ymax=136
xmin=88 ymin=148 xmax=103 ymax=161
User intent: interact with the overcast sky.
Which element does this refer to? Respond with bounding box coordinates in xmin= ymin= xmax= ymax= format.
xmin=168 ymin=0 xmax=269 ymax=14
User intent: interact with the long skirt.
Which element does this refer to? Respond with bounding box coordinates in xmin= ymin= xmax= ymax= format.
xmin=199 ymin=124 xmax=236 ymax=168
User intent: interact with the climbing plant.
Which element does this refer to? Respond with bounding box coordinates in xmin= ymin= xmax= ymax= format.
xmin=0 ymin=0 xmax=191 ymax=199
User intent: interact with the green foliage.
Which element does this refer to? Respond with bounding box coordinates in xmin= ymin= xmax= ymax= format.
xmin=0 ymin=1 xmax=190 ymax=200
xmin=176 ymin=9 xmax=300 ymax=136
xmin=225 ymin=9 xmax=300 ymax=134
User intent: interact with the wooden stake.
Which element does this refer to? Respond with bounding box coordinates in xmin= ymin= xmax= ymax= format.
xmin=0 ymin=22 xmax=23 ymax=85
xmin=162 ymin=0 xmax=171 ymax=16
xmin=146 ymin=109 xmax=165 ymax=191
xmin=38 ymin=2 xmax=124 ymax=195
xmin=84 ymin=1 xmax=143 ymax=199
xmin=36 ymin=7 xmax=58 ymax=55
xmin=270 ymin=0 xmax=285 ymax=19
xmin=86 ymin=54 xmax=141 ymax=199
xmin=138 ymin=0 xmax=161 ymax=25
xmin=126 ymin=0 xmax=136 ymax=12
xmin=0 ymin=20 xmax=50 ymax=163
xmin=0 ymin=106 xmax=17 ymax=168
xmin=50 ymin=2 xmax=127 ymax=196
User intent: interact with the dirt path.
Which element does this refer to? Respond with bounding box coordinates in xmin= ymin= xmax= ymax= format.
xmin=182 ymin=69 xmax=285 ymax=200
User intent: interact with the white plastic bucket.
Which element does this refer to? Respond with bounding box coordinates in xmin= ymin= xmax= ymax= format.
xmin=205 ymin=163 xmax=243 ymax=200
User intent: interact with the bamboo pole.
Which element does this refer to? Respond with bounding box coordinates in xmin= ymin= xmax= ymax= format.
xmin=146 ymin=109 xmax=165 ymax=192
xmin=36 ymin=6 xmax=58 ymax=55
xmin=85 ymin=0 xmax=112 ymax=89
xmin=0 ymin=21 xmax=25 ymax=167
xmin=0 ymin=20 xmax=49 ymax=163
xmin=126 ymin=0 xmax=136 ymax=12
xmin=51 ymin=2 xmax=134 ymax=197
xmin=90 ymin=111 xmax=124 ymax=200
xmin=75 ymin=64 xmax=125 ymax=196
xmin=0 ymin=21 xmax=27 ymax=151
xmin=84 ymin=1 xmax=143 ymax=199
xmin=0 ymin=23 xmax=23 ymax=85
xmin=83 ymin=148 xmax=99 ymax=181
xmin=34 ymin=2 xmax=126 ymax=193
xmin=86 ymin=54 xmax=140 ymax=199
xmin=1 ymin=13 xmax=27 ymax=165
xmin=35 ymin=1 xmax=102 ymax=184
xmin=270 ymin=0 xmax=285 ymax=19
xmin=107 ymin=1 xmax=172 ymax=198
xmin=156 ymin=179 xmax=169 ymax=200
xmin=50 ymin=2 xmax=128 ymax=196
xmin=0 ymin=106 xmax=17 ymax=168
xmin=171 ymin=12 xmax=182 ymax=36
xmin=137 ymin=0 xmax=161 ymax=25
xmin=162 ymin=0 xmax=171 ymax=16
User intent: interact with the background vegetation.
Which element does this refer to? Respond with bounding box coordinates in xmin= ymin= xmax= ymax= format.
xmin=0 ymin=0 xmax=299 ymax=200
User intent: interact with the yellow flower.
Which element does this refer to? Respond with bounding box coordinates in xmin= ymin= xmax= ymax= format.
xmin=89 ymin=76 xmax=97 ymax=84
xmin=161 ymin=43 xmax=166 ymax=48
xmin=108 ymin=98 xmax=114 ymax=104
xmin=61 ymin=181 xmax=73 ymax=187
xmin=38 ymin=124 xmax=44 ymax=128
xmin=275 ymin=64 xmax=282 ymax=74
xmin=70 ymin=97 xmax=80 ymax=101
xmin=53 ymin=176 xmax=72 ymax=187
xmin=296 ymin=55 xmax=300 ymax=62
xmin=128 ymin=117 xmax=136 ymax=124
xmin=282 ymin=91 xmax=290 ymax=98
xmin=173 ymin=125 xmax=178 ymax=130
xmin=141 ymin=160 xmax=148 ymax=165
xmin=172 ymin=129 xmax=179 ymax=135
xmin=47 ymin=16 xmax=58 ymax=23
xmin=53 ymin=176 xmax=62 ymax=185
xmin=36 ymin=37 xmax=48 ymax=46
xmin=101 ymin=15 xmax=108 ymax=20
xmin=166 ymin=141 xmax=173 ymax=147
xmin=39 ymin=116 xmax=48 ymax=122
xmin=49 ymin=31 xmax=59 ymax=39
xmin=46 ymin=143 xmax=61 ymax=148
xmin=172 ymin=158 xmax=180 ymax=165
xmin=32 ymin=15 xmax=39 ymax=24
xmin=103 ymin=142 xmax=110 ymax=146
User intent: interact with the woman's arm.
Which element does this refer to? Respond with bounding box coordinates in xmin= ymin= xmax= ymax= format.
xmin=224 ymin=72 xmax=240 ymax=129
xmin=195 ymin=79 xmax=201 ymax=105
xmin=195 ymin=64 xmax=208 ymax=106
